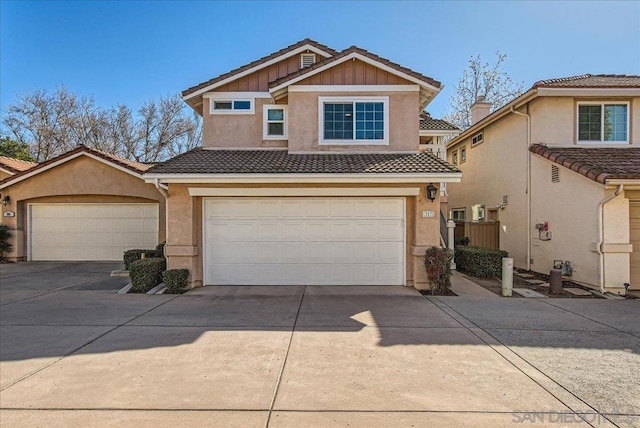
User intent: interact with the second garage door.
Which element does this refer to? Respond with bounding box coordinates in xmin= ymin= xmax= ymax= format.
xmin=204 ymin=197 xmax=405 ymax=285
xmin=30 ymin=203 xmax=159 ymax=261
xmin=631 ymin=201 xmax=640 ymax=290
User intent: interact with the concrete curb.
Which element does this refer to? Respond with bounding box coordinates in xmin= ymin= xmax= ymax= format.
xmin=110 ymin=270 xmax=129 ymax=277
xmin=117 ymin=283 xmax=133 ymax=294
xmin=147 ymin=283 xmax=166 ymax=295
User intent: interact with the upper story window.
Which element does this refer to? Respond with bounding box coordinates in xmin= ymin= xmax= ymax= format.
xmin=460 ymin=147 xmax=467 ymax=163
xmin=319 ymin=96 xmax=389 ymax=145
xmin=577 ymin=102 xmax=628 ymax=143
xmin=471 ymin=132 xmax=483 ymax=146
xmin=263 ymin=105 xmax=287 ymax=140
xmin=210 ymin=99 xmax=254 ymax=115
xmin=452 ymin=150 xmax=458 ymax=165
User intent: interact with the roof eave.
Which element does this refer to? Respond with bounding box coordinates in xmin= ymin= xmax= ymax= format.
xmin=143 ymin=172 xmax=463 ymax=184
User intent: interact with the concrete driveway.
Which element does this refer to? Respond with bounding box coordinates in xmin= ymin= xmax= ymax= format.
xmin=0 ymin=263 xmax=638 ymax=427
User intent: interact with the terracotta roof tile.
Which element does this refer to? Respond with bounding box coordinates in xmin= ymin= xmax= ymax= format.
xmin=419 ymin=113 xmax=459 ymax=131
xmin=146 ymin=148 xmax=460 ymax=175
xmin=181 ymin=38 xmax=338 ymax=97
xmin=0 ymin=145 xmax=150 ymax=187
xmin=268 ymin=45 xmax=441 ymax=90
xmin=533 ymin=74 xmax=640 ymax=88
xmin=529 ymin=144 xmax=640 ymax=184
xmin=0 ymin=156 xmax=37 ymax=174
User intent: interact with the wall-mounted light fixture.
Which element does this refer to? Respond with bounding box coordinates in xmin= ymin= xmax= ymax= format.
xmin=1 ymin=195 xmax=10 ymax=206
xmin=426 ymin=183 xmax=437 ymax=202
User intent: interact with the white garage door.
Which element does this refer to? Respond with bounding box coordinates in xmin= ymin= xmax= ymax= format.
xmin=30 ymin=203 xmax=158 ymax=261
xmin=631 ymin=201 xmax=640 ymax=289
xmin=204 ymin=198 xmax=405 ymax=285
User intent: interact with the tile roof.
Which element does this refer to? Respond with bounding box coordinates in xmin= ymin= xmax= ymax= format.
xmin=0 ymin=145 xmax=151 ymax=187
xmin=181 ymin=39 xmax=338 ymax=98
xmin=529 ymin=144 xmax=640 ymax=184
xmin=0 ymin=156 xmax=37 ymax=174
xmin=268 ymin=45 xmax=441 ymax=90
xmin=419 ymin=113 xmax=459 ymax=131
xmin=146 ymin=148 xmax=460 ymax=175
xmin=533 ymin=74 xmax=640 ymax=88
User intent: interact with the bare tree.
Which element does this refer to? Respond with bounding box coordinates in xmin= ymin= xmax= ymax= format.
xmin=444 ymin=52 xmax=525 ymax=131
xmin=1 ymin=87 xmax=202 ymax=162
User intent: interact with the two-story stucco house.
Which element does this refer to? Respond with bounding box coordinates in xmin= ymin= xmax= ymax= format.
xmin=446 ymin=75 xmax=640 ymax=295
xmin=145 ymin=39 xmax=462 ymax=288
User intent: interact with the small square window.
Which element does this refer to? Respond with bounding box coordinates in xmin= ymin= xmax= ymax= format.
xmin=471 ymin=132 xmax=483 ymax=146
xmin=211 ymin=98 xmax=253 ymax=114
xmin=233 ymin=100 xmax=251 ymax=110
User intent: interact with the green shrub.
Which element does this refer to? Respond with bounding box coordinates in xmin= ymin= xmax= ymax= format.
xmin=455 ymin=246 xmax=508 ymax=278
xmin=123 ymin=249 xmax=163 ymax=270
xmin=155 ymin=241 xmax=166 ymax=254
xmin=0 ymin=224 xmax=12 ymax=261
xmin=424 ymin=246 xmax=453 ymax=295
xmin=162 ymin=269 xmax=189 ymax=294
xmin=129 ymin=258 xmax=166 ymax=293
xmin=454 ymin=236 xmax=470 ymax=247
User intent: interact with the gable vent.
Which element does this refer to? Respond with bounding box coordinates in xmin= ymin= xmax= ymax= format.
xmin=551 ymin=165 xmax=560 ymax=183
xmin=301 ymin=53 xmax=316 ymax=68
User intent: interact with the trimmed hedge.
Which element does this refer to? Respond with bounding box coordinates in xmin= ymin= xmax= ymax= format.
xmin=129 ymin=257 xmax=166 ymax=293
xmin=162 ymin=269 xmax=189 ymax=294
xmin=123 ymin=249 xmax=163 ymax=270
xmin=455 ymin=246 xmax=508 ymax=278
xmin=155 ymin=241 xmax=166 ymax=255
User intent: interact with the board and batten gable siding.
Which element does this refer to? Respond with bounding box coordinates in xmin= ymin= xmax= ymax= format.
xmin=214 ymin=55 xmax=304 ymax=93
xmin=295 ymin=59 xmax=413 ymax=86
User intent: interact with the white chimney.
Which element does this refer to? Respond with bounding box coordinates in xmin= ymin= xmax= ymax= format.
xmin=471 ymin=95 xmax=492 ymax=125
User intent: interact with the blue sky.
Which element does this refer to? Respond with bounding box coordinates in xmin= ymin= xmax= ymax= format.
xmin=1 ymin=1 xmax=639 ymax=119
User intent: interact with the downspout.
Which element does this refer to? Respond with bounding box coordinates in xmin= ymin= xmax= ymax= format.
xmin=153 ymin=178 xmax=169 ymax=252
xmin=596 ymin=185 xmax=623 ymax=293
xmin=510 ymin=106 xmax=531 ymax=271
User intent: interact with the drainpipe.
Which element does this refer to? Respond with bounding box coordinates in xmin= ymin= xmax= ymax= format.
xmin=153 ymin=178 xmax=169 ymax=248
xmin=596 ymin=185 xmax=623 ymax=293
xmin=510 ymin=106 xmax=531 ymax=271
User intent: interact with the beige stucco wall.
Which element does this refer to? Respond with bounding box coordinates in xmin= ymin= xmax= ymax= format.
xmin=164 ymin=182 xmax=441 ymax=289
xmin=202 ymin=97 xmax=288 ymax=149
xmin=530 ymin=96 xmax=640 ymax=146
xmin=287 ymin=91 xmax=419 ymax=153
xmin=530 ymin=155 xmax=605 ymax=284
xmin=0 ymin=155 xmax=166 ymax=261
xmin=446 ymin=111 xmax=530 ymax=267
xmin=0 ymin=170 xmax=13 ymax=181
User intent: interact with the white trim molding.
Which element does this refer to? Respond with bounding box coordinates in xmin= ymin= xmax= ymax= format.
xmin=538 ymin=88 xmax=640 ymax=97
xmin=318 ymin=96 xmax=390 ymax=146
xmin=289 ymin=85 xmax=420 ymax=93
xmin=183 ymin=44 xmax=334 ymax=101
xmin=1 ymin=152 xmax=144 ymax=190
xmin=263 ymin=104 xmax=288 ymax=140
xmin=144 ymin=172 xmax=463 ymax=184
xmin=188 ymin=187 xmax=421 ymax=197
xmin=270 ymin=52 xmax=441 ymax=95
xmin=203 ymin=92 xmax=272 ymax=99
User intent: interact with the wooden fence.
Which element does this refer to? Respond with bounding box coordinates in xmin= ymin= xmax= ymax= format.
xmin=454 ymin=221 xmax=500 ymax=250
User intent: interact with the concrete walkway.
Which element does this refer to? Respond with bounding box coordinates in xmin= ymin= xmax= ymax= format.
xmin=1 ymin=263 xmax=638 ymax=427
xmin=450 ymin=271 xmax=499 ymax=298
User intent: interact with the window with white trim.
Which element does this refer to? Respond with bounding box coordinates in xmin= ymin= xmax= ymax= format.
xmin=471 ymin=204 xmax=485 ymax=222
xmin=451 ymin=208 xmax=465 ymax=221
xmin=319 ymin=97 xmax=389 ymax=145
xmin=577 ymin=102 xmax=629 ymax=143
xmin=263 ymin=105 xmax=287 ymax=140
xmin=210 ymin=99 xmax=254 ymax=114
xmin=471 ymin=132 xmax=483 ymax=146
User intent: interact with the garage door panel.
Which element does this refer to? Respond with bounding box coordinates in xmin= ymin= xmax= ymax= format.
xmin=631 ymin=202 xmax=639 ymax=288
xmin=30 ymin=204 xmax=158 ymax=261
xmin=204 ymin=198 xmax=405 ymax=286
